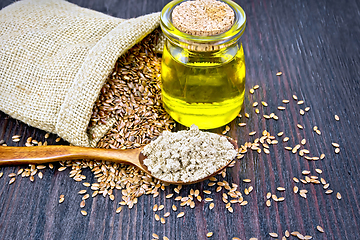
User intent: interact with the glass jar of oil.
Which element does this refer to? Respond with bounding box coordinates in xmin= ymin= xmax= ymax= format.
xmin=160 ymin=0 xmax=246 ymax=129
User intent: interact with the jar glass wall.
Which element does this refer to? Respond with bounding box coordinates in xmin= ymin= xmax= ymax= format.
xmin=160 ymin=0 xmax=246 ymax=129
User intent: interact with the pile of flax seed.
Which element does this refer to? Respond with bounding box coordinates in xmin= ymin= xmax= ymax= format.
xmin=0 ymin=30 xmax=343 ymax=240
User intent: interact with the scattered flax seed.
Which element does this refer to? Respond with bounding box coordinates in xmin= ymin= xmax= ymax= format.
xmin=177 ymin=212 xmax=185 ymax=218
xmin=323 ymin=183 xmax=330 ymax=189
xmin=293 ymin=186 xmax=299 ymax=193
xmin=8 ymin=173 xmax=16 ymax=178
xmin=80 ymin=200 xmax=85 ymax=208
xmin=81 ymin=210 xmax=87 ymax=216
xmin=337 ymin=192 xmax=342 ymax=200
xmin=38 ymin=172 xmax=43 ymax=179
xmin=152 ymin=233 xmax=159 ymax=239
xmin=206 ymin=232 xmax=213 ymax=238
xmin=166 ymin=194 xmax=173 ymax=199
xmin=261 ymin=101 xmax=268 ymax=107
xmin=301 ymin=139 xmax=306 ymax=145
xmin=158 ymin=205 xmax=164 ymax=211
xmin=315 ymin=169 xmax=322 ymax=174
xmin=9 ymin=177 xmax=15 ymax=185
xmin=335 ymin=148 xmax=340 ymax=153
xmin=283 ymin=137 xmax=289 ymax=142
xmin=277 ymin=197 xmax=285 ymax=202
xmin=164 ymin=212 xmax=170 ymax=217
xmin=155 ymin=214 xmax=160 ymax=221
xmin=209 ymin=203 xmax=215 ymax=210
xmin=249 ymin=88 xmax=255 ymax=94
xmin=253 ymin=85 xmax=259 ymax=90
xmin=240 ymin=201 xmax=248 ymax=206
xmin=55 ymin=137 xmax=61 ymax=142
xmin=305 ymin=107 xmax=310 ymax=111
xmin=232 ymin=238 xmax=241 ymax=240
xmin=238 ymin=123 xmax=246 ymax=127
xmin=297 ymin=100 xmax=304 ymax=105
xmin=160 ymin=218 xmax=165 ymax=224
xmin=300 ymin=109 xmax=305 ymax=115
xmin=277 ymin=132 xmax=284 ymax=137
xmin=245 ymin=113 xmax=250 ymax=118
xmin=172 ymin=205 xmax=177 ymax=211
xmin=0 ymin=172 xmax=3 ymax=178
xmin=255 ymin=108 xmax=260 ymax=114
xmin=78 ymin=190 xmax=87 ymax=195
xmin=153 ymin=204 xmax=158 ymax=212
xmin=316 ymin=129 xmax=321 ymax=135
xmin=282 ymin=99 xmax=290 ymax=104
xmin=269 ymin=233 xmax=278 ymax=238
xmin=266 ymin=200 xmax=271 ymax=207
xmin=317 ymin=226 xmax=324 ymax=233
xmin=249 ymin=131 xmax=256 ymax=136
xmin=293 ymin=177 xmax=299 ymax=183
xmin=302 ymin=170 xmax=311 ymax=175
xmin=205 ymin=198 xmax=213 ymax=202
xmin=332 ymin=142 xmax=340 ymax=148
xmin=163 ymin=237 xmax=169 ymax=240
xmin=243 ymin=179 xmax=251 ymax=183
xmin=278 ymin=106 xmax=286 ymax=110
xmin=58 ymin=167 xmax=67 ymax=172
xmin=325 ymin=190 xmax=333 ymax=194
xmin=276 ymin=72 xmax=283 ymax=76
xmin=253 ymin=102 xmax=258 ymax=107
xmin=266 ymin=192 xmax=272 ymax=199
xmin=335 ymin=115 xmax=340 ymax=121
xmin=297 ymin=124 xmax=303 ymax=129
xmin=292 ymin=95 xmax=298 ymax=101
xmin=277 ymin=187 xmax=285 ymax=191
xmin=285 ymin=230 xmax=290 ymax=237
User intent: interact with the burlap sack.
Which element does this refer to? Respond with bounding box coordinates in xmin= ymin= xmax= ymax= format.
xmin=0 ymin=0 xmax=161 ymax=147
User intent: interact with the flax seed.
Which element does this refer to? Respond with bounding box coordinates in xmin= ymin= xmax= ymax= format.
xmin=177 ymin=212 xmax=185 ymax=218
xmin=269 ymin=233 xmax=278 ymax=238
xmin=317 ymin=226 xmax=324 ymax=233
xmin=9 ymin=177 xmax=15 ymax=185
xmin=266 ymin=192 xmax=272 ymax=199
xmin=337 ymin=192 xmax=342 ymax=200
xmin=276 ymin=72 xmax=282 ymax=76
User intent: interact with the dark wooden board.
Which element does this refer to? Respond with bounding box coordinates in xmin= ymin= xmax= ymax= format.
xmin=0 ymin=0 xmax=359 ymax=239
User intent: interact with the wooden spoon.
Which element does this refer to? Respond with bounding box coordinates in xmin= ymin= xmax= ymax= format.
xmin=0 ymin=137 xmax=238 ymax=185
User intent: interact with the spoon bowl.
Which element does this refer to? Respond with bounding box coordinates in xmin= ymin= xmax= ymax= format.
xmin=0 ymin=136 xmax=238 ymax=185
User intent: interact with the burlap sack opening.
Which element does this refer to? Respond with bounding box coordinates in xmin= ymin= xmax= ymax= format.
xmin=0 ymin=0 xmax=162 ymax=147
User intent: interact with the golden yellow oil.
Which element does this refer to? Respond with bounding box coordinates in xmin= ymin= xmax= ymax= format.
xmin=161 ymin=42 xmax=246 ymax=129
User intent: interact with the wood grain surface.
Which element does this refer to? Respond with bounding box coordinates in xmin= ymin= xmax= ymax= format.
xmin=0 ymin=0 xmax=359 ymax=239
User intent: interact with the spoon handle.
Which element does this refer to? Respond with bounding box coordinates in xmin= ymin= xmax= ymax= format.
xmin=0 ymin=146 xmax=142 ymax=167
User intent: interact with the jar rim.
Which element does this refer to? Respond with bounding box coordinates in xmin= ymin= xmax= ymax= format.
xmin=160 ymin=0 xmax=246 ymax=48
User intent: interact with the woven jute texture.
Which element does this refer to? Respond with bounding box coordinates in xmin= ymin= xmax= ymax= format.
xmin=0 ymin=0 xmax=161 ymax=147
